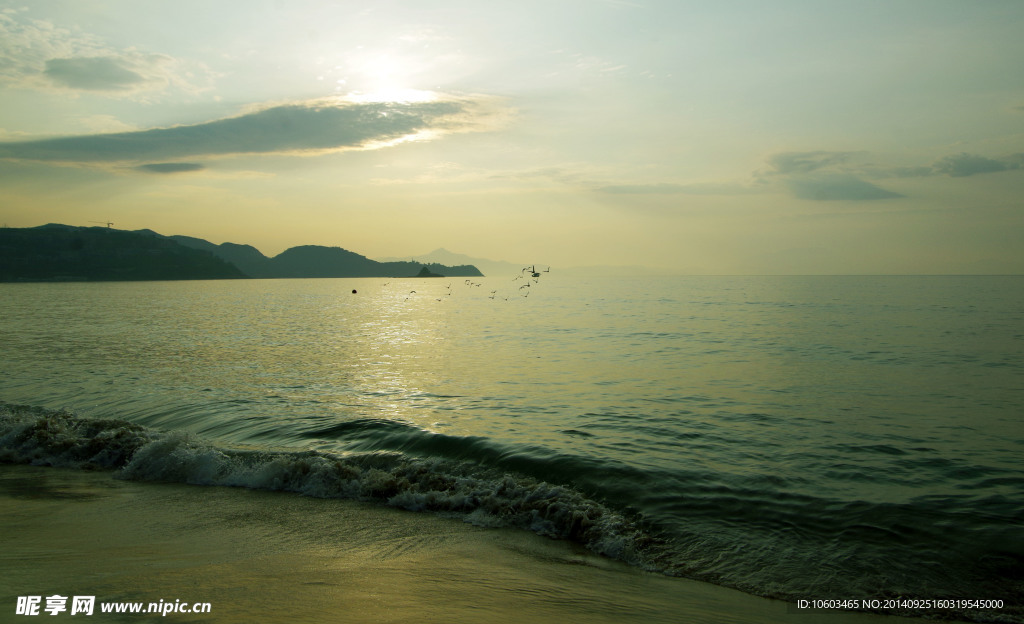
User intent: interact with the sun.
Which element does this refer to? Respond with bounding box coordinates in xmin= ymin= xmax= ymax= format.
xmin=345 ymin=87 xmax=438 ymax=104
xmin=343 ymin=52 xmax=437 ymax=104
xmin=359 ymin=54 xmax=402 ymax=88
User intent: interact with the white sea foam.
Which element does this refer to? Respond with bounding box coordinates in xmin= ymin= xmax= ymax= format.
xmin=1 ymin=404 xmax=649 ymax=568
xmin=4 ymin=399 xmax=1023 ymax=623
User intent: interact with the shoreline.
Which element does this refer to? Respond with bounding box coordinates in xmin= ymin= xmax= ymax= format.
xmin=1 ymin=464 xmax=945 ymax=624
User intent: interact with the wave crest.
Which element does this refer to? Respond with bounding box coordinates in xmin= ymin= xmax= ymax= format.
xmin=1 ymin=403 xmax=650 ymax=565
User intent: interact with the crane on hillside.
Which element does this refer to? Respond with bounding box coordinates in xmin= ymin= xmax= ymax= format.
xmin=90 ymin=221 xmax=114 ymax=228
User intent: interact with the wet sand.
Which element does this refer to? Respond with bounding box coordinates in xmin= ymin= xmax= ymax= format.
xmin=1 ymin=465 xmax=947 ymax=623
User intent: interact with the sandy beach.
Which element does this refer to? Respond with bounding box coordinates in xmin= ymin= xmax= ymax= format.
xmin=1 ymin=464 xmax=945 ymax=624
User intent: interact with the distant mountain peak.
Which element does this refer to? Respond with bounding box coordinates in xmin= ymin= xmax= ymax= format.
xmin=7 ymin=224 xmax=485 ymax=280
xmin=171 ymin=232 xmax=481 ymax=278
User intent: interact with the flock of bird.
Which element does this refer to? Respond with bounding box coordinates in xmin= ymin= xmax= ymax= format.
xmin=388 ymin=265 xmax=551 ymax=303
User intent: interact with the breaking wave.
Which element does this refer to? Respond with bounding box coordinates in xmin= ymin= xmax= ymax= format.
xmin=4 ymin=402 xmax=1023 ymax=624
xmin=0 ymin=403 xmax=653 ymax=565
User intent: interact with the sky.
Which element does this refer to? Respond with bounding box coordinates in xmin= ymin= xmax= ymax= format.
xmin=1 ymin=0 xmax=1023 ymax=274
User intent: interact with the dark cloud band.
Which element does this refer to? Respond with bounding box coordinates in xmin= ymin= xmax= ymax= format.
xmin=932 ymin=153 xmax=1019 ymax=178
xmin=786 ymin=173 xmax=904 ymax=201
xmin=0 ymin=99 xmax=466 ymax=163
xmin=135 ymin=162 xmax=205 ymax=174
xmin=766 ymin=151 xmax=854 ymax=175
xmin=594 ymin=182 xmax=755 ymax=195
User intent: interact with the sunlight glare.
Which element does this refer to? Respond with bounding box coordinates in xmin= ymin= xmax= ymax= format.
xmin=345 ymin=88 xmax=438 ymax=104
xmin=339 ymin=52 xmax=437 ymax=104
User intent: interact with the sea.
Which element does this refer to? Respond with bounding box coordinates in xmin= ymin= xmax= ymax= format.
xmin=2 ymin=275 xmax=1022 ymax=622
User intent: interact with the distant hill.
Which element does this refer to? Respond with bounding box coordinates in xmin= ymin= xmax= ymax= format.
xmin=376 ymin=248 xmax=528 ymax=278
xmin=0 ymin=225 xmax=245 ymax=282
xmin=377 ymin=247 xmax=676 ymax=278
xmin=170 ymin=235 xmax=272 ymax=278
xmin=170 ymin=238 xmax=483 ymax=278
xmin=0 ymin=224 xmax=484 ymax=282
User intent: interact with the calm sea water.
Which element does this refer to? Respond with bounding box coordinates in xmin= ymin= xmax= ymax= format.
xmin=2 ymin=275 xmax=1022 ymax=619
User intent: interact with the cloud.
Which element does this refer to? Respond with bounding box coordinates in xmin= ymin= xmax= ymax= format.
xmin=786 ymin=173 xmax=904 ymax=201
xmin=764 ymin=151 xmax=854 ymax=175
xmin=45 ymin=56 xmax=149 ymax=91
xmin=594 ymin=182 xmax=757 ymax=195
xmin=757 ymin=150 xmax=904 ymax=201
xmin=861 ymin=152 xmax=1024 ymax=179
xmin=0 ymin=13 xmax=100 ymax=82
xmin=0 ymin=12 xmax=211 ymax=97
xmin=0 ymin=97 xmax=487 ymax=164
xmin=886 ymin=165 xmax=935 ymax=178
xmin=135 ymin=163 xmax=205 ymax=174
xmin=601 ymin=147 xmax=1023 ymax=205
xmin=1006 ymin=153 xmax=1024 ymax=167
xmin=593 ymin=151 xmax=900 ymax=203
xmin=931 ymin=152 xmax=1019 ymax=177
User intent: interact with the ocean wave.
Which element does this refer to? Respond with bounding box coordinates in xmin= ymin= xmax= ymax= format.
xmin=3 ymin=402 xmax=1022 ymax=623
xmin=0 ymin=403 xmax=652 ymax=566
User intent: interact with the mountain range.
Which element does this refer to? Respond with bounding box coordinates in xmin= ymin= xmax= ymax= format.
xmin=169 ymin=234 xmax=481 ymax=279
xmin=0 ymin=225 xmax=482 ymax=282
